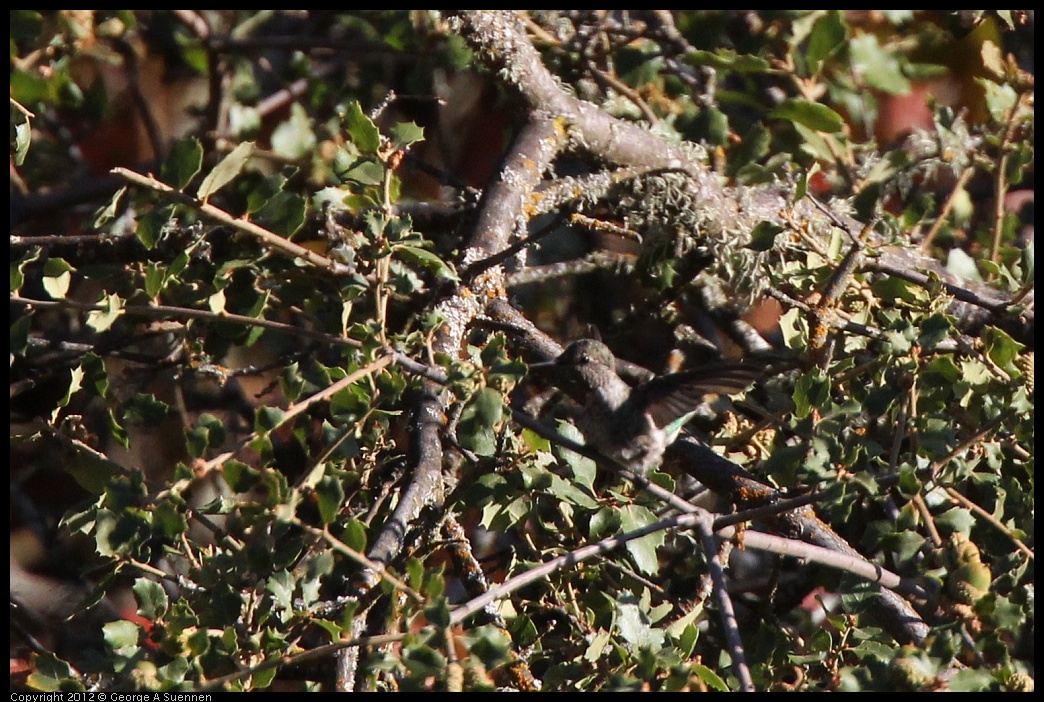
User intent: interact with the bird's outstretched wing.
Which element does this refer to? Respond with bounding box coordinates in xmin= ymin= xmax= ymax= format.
xmin=637 ymin=363 xmax=763 ymax=430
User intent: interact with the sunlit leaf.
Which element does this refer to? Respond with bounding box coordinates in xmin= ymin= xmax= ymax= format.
xmin=197 ymin=141 xmax=254 ymax=201
xmin=86 ymin=293 xmax=123 ymax=332
xmin=133 ymin=578 xmax=169 ymax=620
xmin=14 ymin=118 xmax=31 ymax=165
xmin=849 ymin=33 xmax=911 ymax=94
xmin=619 ymin=504 xmax=664 ymax=575
xmin=342 ymin=101 xmax=382 ymax=153
xmin=770 ymin=99 xmax=844 ymax=133
xmin=394 ymin=244 xmax=459 ymax=281
xmin=41 ymin=257 xmax=74 ymax=299
xmin=271 ymin=103 xmax=317 ymax=160
xmin=684 ymin=48 xmax=771 ymax=73
xmin=390 ymin=120 xmax=425 ymax=150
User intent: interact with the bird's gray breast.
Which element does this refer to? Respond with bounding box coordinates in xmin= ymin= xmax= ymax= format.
xmin=578 ymin=403 xmax=667 ymax=476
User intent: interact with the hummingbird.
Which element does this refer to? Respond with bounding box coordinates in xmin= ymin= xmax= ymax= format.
xmin=531 ymin=339 xmax=764 ymax=476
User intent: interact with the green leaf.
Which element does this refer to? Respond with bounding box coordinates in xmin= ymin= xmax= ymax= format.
xmin=728 ymin=123 xmax=770 ymax=177
xmin=979 ymin=78 xmax=1018 ymax=122
xmin=266 ymin=570 xmax=295 ymax=612
xmin=312 ymin=185 xmax=353 ymax=212
xmin=197 ymin=141 xmax=254 ymax=201
xmin=690 ymin=105 xmax=730 ymax=146
xmin=619 ymin=504 xmax=664 ymax=575
xmin=14 ymin=117 xmax=31 ymax=165
xmin=389 ymin=120 xmax=425 ymax=150
xmin=793 ymin=123 xmax=834 ymax=163
xmin=748 ymin=221 xmax=785 ymax=252
xmin=770 ymin=99 xmax=844 ymax=133
xmin=81 ymin=353 xmax=108 ymax=397
xmin=589 ymin=507 xmax=622 ymax=541
xmin=86 ymin=293 xmax=123 ymax=333
xmin=11 ymin=247 xmax=40 ymax=293
xmin=424 ymin=598 xmax=452 ymax=628
xmin=152 ymin=501 xmax=188 ymax=540
xmin=917 ymin=313 xmax=953 ymax=350
xmin=228 ymin=102 xmax=261 ymax=138
xmin=255 ymin=406 xmax=286 ymax=433
xmin=583 ymin=628 xmax=612 ymax=662
xmin=339 ymin=519 xmax=368 ymax=552
xmin=270 ymin=103 xmax=317 ymax=160
xmin=42 ymin=257 xmax=74 ymax=299
xmin=982 ymin=327 xmax=1022 ymax=373
xmin=343 ymin=159 xmax=386 ymax=186
xmin=10 ymin=11 xmax=44 ymax=51
xmin=93 ymin=185 xmax=125 ymax=229
xmin=945 ymin=247 xmax=983 ymax=282
xmin=121 ymin=393 xmax=170 ymax=427
xmin=103 ymin=619 xmax=140 ymax=651
xmin=316 ymin=474 xmax=345 ymax=525
xmin=794 ymin=162 xmax=821 ymax=202
xmin=136 ymin=204 xmax=174 ymax=249
xmin=161 ymin=137 xmax=203 ymax=190
xmin=457 ymin=387 xmax=506 ymax=457
xmin=947 ymin=667 xmax=1000 ymax=692
xmin=332 ymin=143 xmax=360 ymax=179
xmin=106 ymin=407 xmax=129 ymax=449
xmin=882 ymin=529 xmax=926 ymax=561
xmin=222 ymin=460 xmax=260 ymax=494
xmin=548 ymin=474 xmax=599 ymax=509
xmin=803 ymin=10 xmax=847 ymax=76
xmin=24 ymin=651 xmax=77 ymax=692
xmin=849 ymin=33 xmax=911 ymax=94
xmin=245 ymin=171 xmax=288 ymax=214
xmin=394 ymin=244 xmax=459 ymax=281
xmin=133 ymin=577 xmax=169 ymax=620
xmin=186 ymin=413 xmax=227 ymax=458
xmin=522 ymin=428 xmax=551 ymax=454
xmin=255 ymin=190 xmax=307 ymax=237
xmin=342 ymin=101 xmax=382 ymax=153
xmin=922 ymin=354 xmax=962 ymax=387
xmin=793 ymin=367 xmax=830 ymax=419
xmin=616 ymin=596 xmax=665 ymax=650
xmin=144 ymin=263 xmax=164 ymax=297
xmin=684 ymin=48 xmax=771 ymax=73
xmin=551 ymin=420 xmax=597 ymax=489
xmin=64 ymin=443 xmax=118 ymax=495
xmin=872 ymin=276 xmax=928 ymax=305
xmin=10 ymin=313 xmax=31 ymax=357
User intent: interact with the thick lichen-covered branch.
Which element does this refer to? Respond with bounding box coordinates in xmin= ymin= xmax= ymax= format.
xmin=448 ymin=10 xmax=1032 ymax=344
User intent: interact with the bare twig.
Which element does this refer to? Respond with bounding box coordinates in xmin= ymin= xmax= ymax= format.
xmin=154 ymin=353 xmax=395 ymax=502
xmin=112 ymin=167 xmax=352 ymax=275
xmin=291 ymin=517 xmax=423 ymax=600
xmin=691 ymin=512 xmax=753 ymax=692
xmin=919 ymin=166 xmax=975 ymax=253
xmin=11 ymin=295 xmax=359 ymax=348
xmin=446 ymin=509 xmax=718 ymax=626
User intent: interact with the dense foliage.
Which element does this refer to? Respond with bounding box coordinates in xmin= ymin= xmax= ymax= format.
xmin=10 ymin=11 xmax=1033 ymax=692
